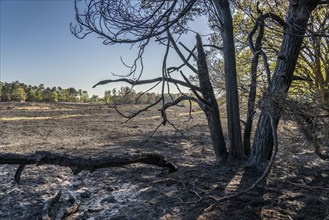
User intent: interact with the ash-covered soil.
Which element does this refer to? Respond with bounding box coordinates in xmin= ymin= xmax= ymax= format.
xmin=0 ymin=102 xmax=328 ymax=219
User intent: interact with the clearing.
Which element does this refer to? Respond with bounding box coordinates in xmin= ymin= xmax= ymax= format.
xmin=0 ymin=102 xmax=328 ymax=219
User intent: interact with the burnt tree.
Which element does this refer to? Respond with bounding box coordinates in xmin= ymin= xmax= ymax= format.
xmin=249 ymin=0 xmax=326 ymax=169
xmin=212 ymin=0 xmax=245 ymax=159
xmin=72 ymin=0 xmax=245 ymax=162
xmin=195 ymin=34 xmax=228 ymax=162
xmin=71 ymin=0 xmax=329 ymax=170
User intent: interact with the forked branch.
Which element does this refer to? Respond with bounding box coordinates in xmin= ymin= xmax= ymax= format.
xmin=160 ymin=95 xmax=200 ymax=125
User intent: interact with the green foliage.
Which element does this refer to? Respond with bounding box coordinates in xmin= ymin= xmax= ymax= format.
xmin=34 ymin=89 xmax=44 ymax=102
xmin=26 ymin=87 xmax=36 ymax=102
xmin=0 ymin=81 xmax=90 ymax=103
xmin=207 ymin=1 xmax=329 ymax=106
xmin=11 ymin=87 xmax=27 ymax=101
xmin=103 ymin=87 xmax=185 ymax=105
xmin=79 ymin=90 xmax=89 ymax=103
xmin=1 ymin=81 xmax=186 ymax=105
xmin=146 ymin=93 xmax=156 ymax=104
xmin=1 ymin=81 xmax=26 ymax=101
xmin=90 ymin=95 xmax=99 ymax=102
xmin=104 ymin=90 xmax=111 ymax=103
xmin=58 ymin=88 xmax=69 ymax=102
xmin=50 ymin=91 xmax=59 ymax=102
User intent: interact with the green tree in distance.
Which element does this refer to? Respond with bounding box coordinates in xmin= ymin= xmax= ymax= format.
xmin=11 ymin=87 xmax=27 ymax=102
xmin=104 ymin=90 xmax=111 ymax=103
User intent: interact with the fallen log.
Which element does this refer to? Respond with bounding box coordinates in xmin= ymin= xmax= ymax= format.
xmin=0 ymin=151 xmax=177 ymax=183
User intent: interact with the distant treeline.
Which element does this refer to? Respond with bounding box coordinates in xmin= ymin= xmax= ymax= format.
xmin=0 ymin=81 xmax=186 ymax=104
xmin=0 ymin=81 xmax=90 ymax=103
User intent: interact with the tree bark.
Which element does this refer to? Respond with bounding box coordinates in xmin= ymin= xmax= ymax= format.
xmin=196 ymin=34 xmax=228 ymax=162
xmin=244 ymin=56 xmax=259 ymax=156
xmin=249 ymin=0 xmax=320 ymax=169
xmin=212 ymin=0 xmax=244 ymax=159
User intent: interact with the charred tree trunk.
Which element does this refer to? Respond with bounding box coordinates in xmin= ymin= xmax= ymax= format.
xmin=244 ymin=15 xmax=265 ymax=156
xmin=212 ymin=0 xmax=244 ymax=159
xmin=196 ymin=34 xmax=228 ymax=162
xmin=249 ymin=0 xmax=320 ymax=169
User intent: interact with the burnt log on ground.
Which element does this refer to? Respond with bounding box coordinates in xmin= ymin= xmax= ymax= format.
xmin=0 ymin=151 xmax=177 ymax=183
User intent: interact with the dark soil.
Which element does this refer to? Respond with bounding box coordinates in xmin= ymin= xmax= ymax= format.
xmin=0 ymin=102 xmax=328 ymax=219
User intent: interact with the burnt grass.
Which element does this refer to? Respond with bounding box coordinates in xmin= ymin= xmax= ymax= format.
xmin=0 ymin=102 xmax=328 ymax=219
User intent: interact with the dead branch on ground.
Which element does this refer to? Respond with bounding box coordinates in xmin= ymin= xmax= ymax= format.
xmin=0 ymin=151 xmax=177 ymax=183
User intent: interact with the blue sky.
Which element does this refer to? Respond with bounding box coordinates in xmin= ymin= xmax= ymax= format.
xmin=1 ymin=0 xmax=209 ymax=97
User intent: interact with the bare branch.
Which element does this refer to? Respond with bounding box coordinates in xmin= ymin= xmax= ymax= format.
xmin=109 ymin=97 xmax=163 ymax=122
xmin=203 ymin=44 xmax=223 ymax=51
xmin=160 ymin=95 xmax=199 ymax=125
xmin=179 ymin=71 xmax=210 ymax=106
xmin=134 ymin=81 xmax=161 ymax=103
xmin=167 ymin=31 xmax=198 ymax=74
xmin=167 ymin=46 xmax=197 ymax=73
xmin=72 ymin=0 xmax=198 ymax=44
xmin=179 ymin=42 xmax=198 ymax=61
xmin=93 ymin=77 xmax=201 ymax=92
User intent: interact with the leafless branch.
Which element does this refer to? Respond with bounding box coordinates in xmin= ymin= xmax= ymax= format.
xmin=72 ymin=0 xmax=198 ymax=44
xmin=179 ymin=41 xmax=198 ymax=61
xmin=167 ymin=31 xmax=198 ymax=73
xmin=160 ymin=95 xmax=199 ymax=125
xmin=146 ymin=122 xmax=164 ymax=142
xmin=134 ymin=81 xmax=162 ymax=103
xmin=93 ymin=77 xmax=201 ymax=92
xmin=110 ymin=97 xmax=163 ymax=122
xmin=203 ymin=44 xmax=223 ymax=51
xmin=179 ymin=71 xmax=210 ymax=107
